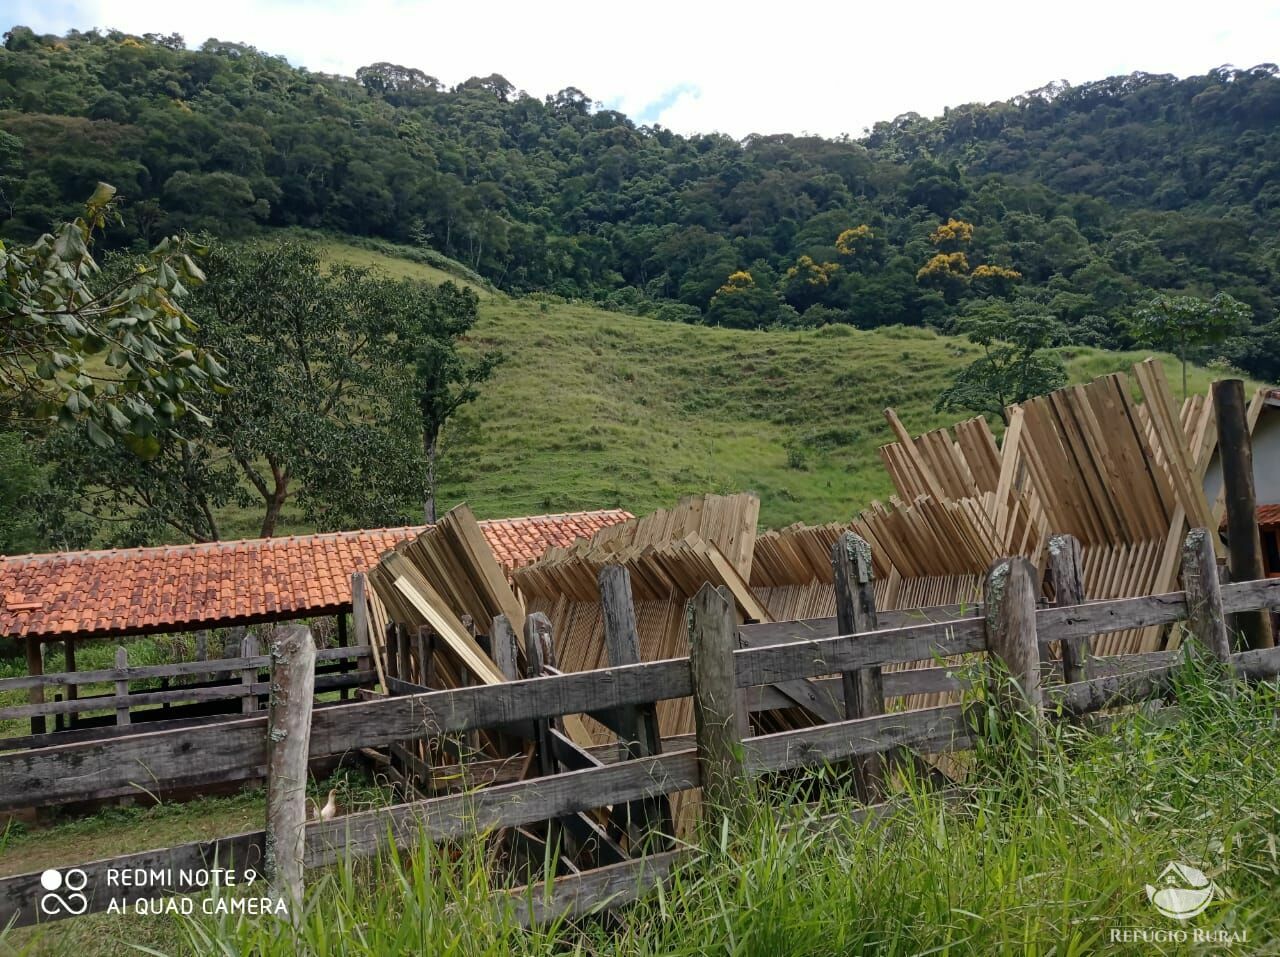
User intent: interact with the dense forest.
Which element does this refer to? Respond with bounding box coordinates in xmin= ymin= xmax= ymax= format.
xmin=0 ymin=25 xmax=1278 ymax=380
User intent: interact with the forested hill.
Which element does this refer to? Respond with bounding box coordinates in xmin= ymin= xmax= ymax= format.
xmin=1 ymin=26 xmax=1278 ymax=379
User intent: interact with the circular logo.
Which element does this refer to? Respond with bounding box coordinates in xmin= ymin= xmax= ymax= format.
xmin=38 ymin=868 xmax=89 ymax=917
xmin=1145 ymin=862 xmax=1217 ymax=920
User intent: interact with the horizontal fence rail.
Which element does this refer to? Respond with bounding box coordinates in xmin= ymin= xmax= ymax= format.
xmin=0 ymin=670 xmax=373 ymax=721
xmin=0 ymin=698 xmax=972 ymax=926
xmin=0 ymin=645 xmax=370 ymax=694
xmin=1 ymin=577 xmax=1279 ymax=812
xmin=0 ymin=531 xmax=1277 ymax=927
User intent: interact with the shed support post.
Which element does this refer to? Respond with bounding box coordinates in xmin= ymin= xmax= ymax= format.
xmin=25 ymin=638 xmax=44 ymax=737
xmin=1213 ymin=378 xmax=1274 ymax=650
xmin=114 ymin=646 xmax=131 ymax=727
xmin=240 ymin=633 xmax=260 ymax=714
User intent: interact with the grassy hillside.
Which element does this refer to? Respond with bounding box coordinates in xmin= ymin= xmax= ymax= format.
xmin=206 ymin=239 xmax=1212 ymax=534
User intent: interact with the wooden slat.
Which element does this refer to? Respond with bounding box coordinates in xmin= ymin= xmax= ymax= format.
xmin=0 ymin=646 xmax=370 ymax=693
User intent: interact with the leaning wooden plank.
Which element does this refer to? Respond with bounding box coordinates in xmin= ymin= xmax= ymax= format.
xmin=390 ymin=567 xmax=507 ymax=685
xmin=702 ymin=540 xmax=773 ymax=622
xmin=443 ymin=504 xmax=527 ymax=637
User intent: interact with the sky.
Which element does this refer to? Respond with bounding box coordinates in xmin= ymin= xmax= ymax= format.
xmin=4 ymin=0 xmax=1279 ymax=138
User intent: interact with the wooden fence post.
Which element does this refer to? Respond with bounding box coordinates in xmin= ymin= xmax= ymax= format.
xmin=1047 ymin=533 xmax=1089 ymax=684
xmin=265 ymin=625 xmax=316 ymax=922
xmin=25 ymin=638 xmax=44 ymax=736
xmin=984 ymin=557 xmax=1043 ymax=730
xmin=350 ymin=572 xmax=373 ymax=686
xmin=687 ymin=583 xmax=747 ymax=820
xmin=832 ymin=532 xmax=885 ymax=797
xmin=240 ymin=633 xmax=261 ymax=714
xmin=114 ymin=646 xmax=131 ymax=727
xmin=490 ymin=614 xmax=520 ymax=681
xmin=1213 ymin=378 xmax=1275 ymax=650
xmin=599 ymin=565 xmax=671 ymax=846
xmin=1181 ymin=527 xmax=1231 ymax=662
xmin=523 ymin=613 xmax=560 ymax=778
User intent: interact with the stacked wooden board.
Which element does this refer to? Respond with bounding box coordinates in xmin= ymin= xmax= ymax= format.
xmin=513 ymin=493 xmax=766 ymax=746
xmin=863 ymin=358 xmax=1237 ymax=655
xmin=366 ymin=504 xmax=523 ymax=690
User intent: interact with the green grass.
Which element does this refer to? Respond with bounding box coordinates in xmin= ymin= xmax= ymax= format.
xmin=303 ymin=238 xmax=1239 ymax=532
xmin=6 ymin=661 xmax=1274 ymax=956
xmin=177 ymin=236 xmax=1252 ymax=539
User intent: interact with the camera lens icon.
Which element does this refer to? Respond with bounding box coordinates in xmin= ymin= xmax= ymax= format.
xmin=38 ymin=868 xmax=89 ymax=917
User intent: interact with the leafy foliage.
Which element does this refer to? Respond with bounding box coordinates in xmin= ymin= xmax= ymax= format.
xmin=1129 ymin=292 xmax=1251 ymax=397
xmin=40 ymin=240 xmax=487 ymax=545
xmin=0 ymin=182 xmax=225 ymax=454
xmin=935 ymin=302 xmax=1068 ymax=422
xmin=0 ymin=30 xmax=1277 ymax=378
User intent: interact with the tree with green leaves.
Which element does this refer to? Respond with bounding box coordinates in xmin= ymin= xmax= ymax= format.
xmin=43 ymin=242 xmax=423 ymax=543
xmin=42 ymin=240 xmax=501 ymax=544
xmin=935 ymin=302 xmax=1068 ymax=424
xmin=1129 ymin=292 xmax=1251 ymax=398
xmin=388 ymin=280 xmax=501 ymax=523
xmin=1 ymin=183 xmax=226 ymax=455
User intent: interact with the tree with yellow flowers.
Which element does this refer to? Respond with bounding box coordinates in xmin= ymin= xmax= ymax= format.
xmin=916 ymin=251 xmax=971 ymax=298
xmin=835 ymin=225 xmax=875 ymax=258
xmin=929 ymin=218 xmax=974 ymax=251
xmin=707 ymin=270 xmax=782 ymax=329
xmin=917 ymin=218 xmax=1021 ymax=302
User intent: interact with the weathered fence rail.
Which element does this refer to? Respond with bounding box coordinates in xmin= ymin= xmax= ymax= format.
xmin=2 ymin=529 xmax=1279 ymax=928
xmin=0 ymin=645 xmax=371 ymax=724
xmin=2 ymin=572 xmax=1277 ymax=812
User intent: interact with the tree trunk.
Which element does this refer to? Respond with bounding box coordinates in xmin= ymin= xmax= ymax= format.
xmin=422 ymin=428 xmax=438 ymax=525
xmin=260 ymin=479 xmax=289 ymax=538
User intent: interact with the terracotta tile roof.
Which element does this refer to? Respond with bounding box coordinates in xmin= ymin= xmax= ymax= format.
xmin=0 ymin=510 xmax=631 ymax=641
xmin=1259 ymin=504 xmax=1280 ymax=529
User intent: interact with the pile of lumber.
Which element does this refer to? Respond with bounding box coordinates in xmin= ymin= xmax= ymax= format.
xmin=366 ymin=504 xmax=523 ymax=692
xmin=513 ymin=493 xmax=767 ymax=745
xmin=861 ymin=358 xmax=1234 ymax=655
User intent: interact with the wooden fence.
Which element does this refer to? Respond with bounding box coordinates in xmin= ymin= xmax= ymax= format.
xmin=0 ymin=641 xmax=374 ymax=752
xmin=1 ymin=529 xmax=1278 ymax=928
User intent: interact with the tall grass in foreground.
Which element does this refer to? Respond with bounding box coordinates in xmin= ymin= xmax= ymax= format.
xmin=47 ymin=666 xmax=1280 ymax=955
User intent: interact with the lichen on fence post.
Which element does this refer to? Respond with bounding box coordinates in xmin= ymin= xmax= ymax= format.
xmin=983 ymin=557 xmax=1044 ymax=735
xmin=264 ymin=624 xmax=316 ymax=923
xmin=1181 ymin=527 xmax=1231 ymax=663
xmin=686 ymin=583 xmax=748 ymax=825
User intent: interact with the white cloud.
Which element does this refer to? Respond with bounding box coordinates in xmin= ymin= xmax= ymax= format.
xmin=8 ymin=0 xmax=1280 ymax=137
